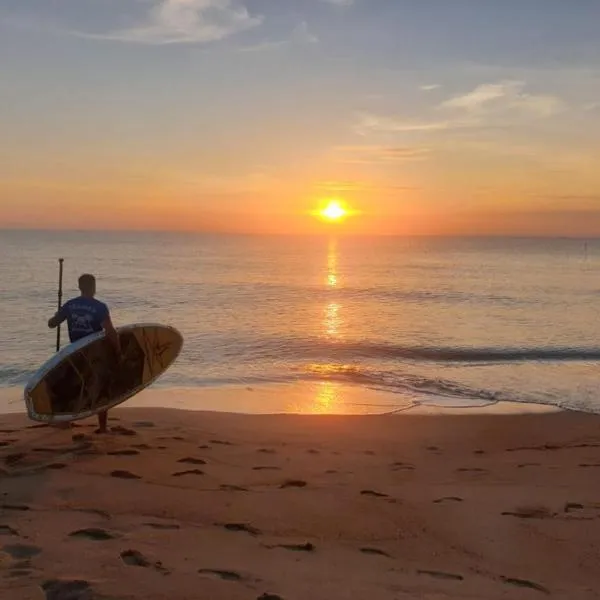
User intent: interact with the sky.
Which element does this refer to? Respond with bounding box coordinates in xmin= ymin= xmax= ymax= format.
xmin=1 ymin=0 xmax=600 ymax=235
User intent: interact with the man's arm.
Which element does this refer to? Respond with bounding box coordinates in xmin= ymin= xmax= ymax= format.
xmin=48 ymin=306 xmax=68 ymax=329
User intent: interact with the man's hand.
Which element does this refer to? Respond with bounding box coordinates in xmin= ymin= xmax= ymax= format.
xmin=48 ymin=315 xmax=60 ymax=329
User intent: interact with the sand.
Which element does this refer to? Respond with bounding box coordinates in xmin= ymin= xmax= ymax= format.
xmin=2 ymin=403 xmax=600 ymax=599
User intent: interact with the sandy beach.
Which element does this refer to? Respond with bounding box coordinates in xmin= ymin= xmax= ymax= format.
xmin=2 ymin=401 xmax=600 ymax=599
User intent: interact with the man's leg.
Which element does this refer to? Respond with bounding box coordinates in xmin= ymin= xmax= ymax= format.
xmin=96 ymin=410 xmax=108 ymax=434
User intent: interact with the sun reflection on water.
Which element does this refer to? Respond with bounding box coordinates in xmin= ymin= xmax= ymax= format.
xmin=324 ymin=238 xmax=342 ymax=339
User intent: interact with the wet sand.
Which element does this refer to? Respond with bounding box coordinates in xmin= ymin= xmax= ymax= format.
xmin=2 ymin=404 xmax=600 ymax=599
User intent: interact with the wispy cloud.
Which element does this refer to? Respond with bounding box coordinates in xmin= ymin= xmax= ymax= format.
xmin=354 ymin=113 xmax=458 ymax=135
xmin=316 ymin=180 xmax=417 ymax=194
xmin=356 ymin=80 xmax=566 ymax=138
xmin=332 ymin=145 xmax=430 ymax=164
xmin=238 ymin=21 xmax=317 ymax=52
xmin=440 ymin=80 xmax=565 ymax=118
xmin=420 ymin=84 xmax=441 ymax=91
xmin=71 ymin=0 xmax=262 ymax=45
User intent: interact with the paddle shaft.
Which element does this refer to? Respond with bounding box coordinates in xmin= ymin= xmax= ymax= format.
xmin=56 ymin=258 xmax=64 ymax=352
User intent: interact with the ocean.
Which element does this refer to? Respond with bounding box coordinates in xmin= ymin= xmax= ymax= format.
xmin=1 ymin=230 xmax=600 ymax=414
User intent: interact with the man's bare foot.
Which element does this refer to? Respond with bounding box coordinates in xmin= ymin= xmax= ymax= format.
xmin=94 ymin=427 xmax=108 ymax=435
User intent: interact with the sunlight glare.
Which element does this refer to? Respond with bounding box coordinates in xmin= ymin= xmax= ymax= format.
xmin=313 ymin=199 xmax=353 ymax=222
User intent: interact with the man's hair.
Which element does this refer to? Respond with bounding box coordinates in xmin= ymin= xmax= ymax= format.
xmin=78 ymin=273 xmax=96 ymax=290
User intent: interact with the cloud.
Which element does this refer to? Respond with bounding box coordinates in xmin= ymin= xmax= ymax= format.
xmin=440 ymin=80 xmax=565 ymax=118
xmin=315 ymin=180 xmax=417 ymax=193
xmin=71 ymin=0 xmax=262 ymax=45
xmin=420 ymin=84 xmax=441 ymax=91
xmin=332 ymin=145 xmax=430 ymax=164
xmin=321 ymin=0 xmax=354 ymax=6
xmin=354 ymin=113 xmax=458 ymax=135
xmin=238 ymin=21 xmax=317 ymax=52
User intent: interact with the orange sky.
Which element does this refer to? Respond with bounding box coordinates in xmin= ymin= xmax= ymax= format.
xmin=1 ymin=1 xmax=600 ymax=236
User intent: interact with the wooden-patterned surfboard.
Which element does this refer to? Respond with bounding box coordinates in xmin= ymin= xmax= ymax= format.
xmin=24 ymin=323 xmax=183 ymax=422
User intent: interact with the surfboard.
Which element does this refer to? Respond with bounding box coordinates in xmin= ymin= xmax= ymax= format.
xmin=23 ymin=323 xmax=183 ymax=423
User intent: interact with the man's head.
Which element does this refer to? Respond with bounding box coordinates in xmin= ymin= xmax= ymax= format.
xmin=78 ymin=273 xmax=96 ymax=297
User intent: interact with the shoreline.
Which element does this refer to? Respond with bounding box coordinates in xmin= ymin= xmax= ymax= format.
xmin=1 ymin=381 xmax=566 ymax=419
xmin=2 ymin=403 xmax=600 ymax=598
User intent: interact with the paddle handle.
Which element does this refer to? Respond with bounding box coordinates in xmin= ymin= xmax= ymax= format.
xmin=56 ymin=258 xmax=64 ymax=352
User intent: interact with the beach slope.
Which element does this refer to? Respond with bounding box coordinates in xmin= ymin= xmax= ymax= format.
xmin=2 ymin=406 xmax=600 ymax=599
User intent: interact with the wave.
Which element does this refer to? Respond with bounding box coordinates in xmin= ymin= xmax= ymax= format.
xmin=238 ymin=337 xmax=600 ymax=364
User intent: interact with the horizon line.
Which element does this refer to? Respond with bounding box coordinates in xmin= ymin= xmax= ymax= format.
xmin=1 ymin=227 xmax=599 ymax=240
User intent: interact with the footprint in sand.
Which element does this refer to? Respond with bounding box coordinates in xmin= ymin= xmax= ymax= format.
xmin=75 ymin=508 xmax=111 ymax=520
xmin=110 ymin=470 xmax=141 ymax=480
xmin=391 ymin=462 xmax=415 ymax=471
xmin=144 ymin=522 xmax=181 ymax=530
xmin=133 ymin=421 xmax=155 ymax=428
xmin=107 ymin=450 xmax=140 ymax=456
xmin=210 ymin=439 xmax=234 ymax=446
xmin=42 ymin=579 xmax=92 ymax=600
xmin=307 ymin=449 xmax=320 ymax=455
xmin=502 ymin=506 xmax=554 ymax=519
xmin=172 ymin=469 xmax=204 ymax=477
xmin=110 ymin=426 xmax=137 ymax=437
xmin=120 ymin=549 xmax=151 ymax=566
xmin=417 ymin=569 xmax=463 ymax=581
xmin=69 ymin=528 xmax=117 ymax=541
xmin=257 ymin=448 xmax=277 ymax=454
xmin=253 ymin=466 xmax=280 ymax=471
xmin=456 ymin=468 xmax=487 ymax=473
xmin=3 ymin=544 xmax=42 ymax=559
xmin=198 ymin=444 xmax=211 ymax=450
xmin=270 ymin=542 xmax=315 ymax=553
xmin=131 ymin=444 xmax=153 ymax=450
xmin=220 ymin=484 xmax=249 ymax=492
xmin=360 ymin=490 xmax=388 ymax=498
xmin=177 ymin=457 xmax=207 ymax=465
xmin=280 ymin=480 xmax=307 ymax=489
xmin=0 ymin=525 xmax=18 ymax=536
xmin=1 ymin=504 xmax=30 ymax=512
xmin=360 ymin=547 xmax=391 ymax=557
xmin=4 ymin=453 xmax=26 ymax=465
xmin=121 ymin=549 xmax=167 ymax=573
xmin=44 ymin=463 xmax=68 ymax=471
xmin=433 ymin=497 xmax=464 ymax=504
xmin=501 ymin=576 xmax=549 ymax=595
xmin=564 ymin=502 xmax=585 ymax=513
xmin=198 ymin=569 xmax=243 ymax=581
xmin=257 ymin=595 xmax=284 ymax=600
xmin=220 ymin=523 xmax=261 ymax=536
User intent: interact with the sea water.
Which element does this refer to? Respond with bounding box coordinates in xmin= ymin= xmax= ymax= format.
xmin=1 ymin=230 xmax=599 ymax=414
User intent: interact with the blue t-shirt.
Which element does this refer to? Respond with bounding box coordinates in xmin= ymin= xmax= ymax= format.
xmin=58 ymin=296 xmax=110 ymax=343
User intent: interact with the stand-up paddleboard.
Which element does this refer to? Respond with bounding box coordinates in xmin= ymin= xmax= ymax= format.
xmin=24 ymin=323 xmax=183 ymax=423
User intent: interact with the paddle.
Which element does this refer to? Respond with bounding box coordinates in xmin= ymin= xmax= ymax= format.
xmin=56 ymin=258 xmax=64 ymax=352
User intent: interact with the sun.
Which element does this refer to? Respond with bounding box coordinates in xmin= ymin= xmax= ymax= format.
xmin=317 ymin=200 xmax=349 ymax=222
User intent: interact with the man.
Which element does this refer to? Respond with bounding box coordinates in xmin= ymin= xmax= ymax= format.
xmin=48 ymin=273 xmax=122 ymax=433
